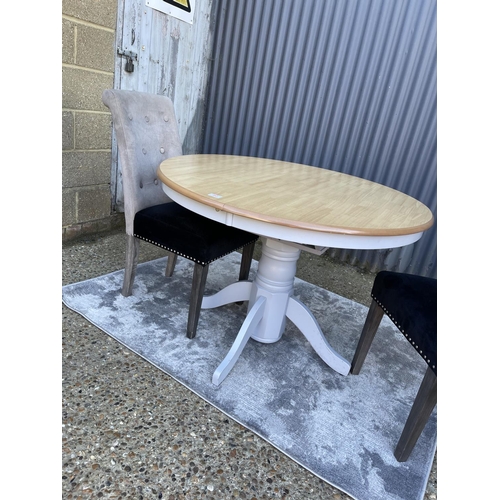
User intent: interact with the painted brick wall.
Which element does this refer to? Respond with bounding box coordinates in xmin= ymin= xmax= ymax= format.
xmin=62 ymin=0 xmax=123 ymax=242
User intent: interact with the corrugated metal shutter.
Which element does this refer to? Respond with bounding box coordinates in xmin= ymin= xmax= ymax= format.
xmin=204 ymin=0 xmax=437 ymax=277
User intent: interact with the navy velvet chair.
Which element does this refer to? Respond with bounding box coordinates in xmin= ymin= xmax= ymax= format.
xmin=350 ymin=271 xmax=437 ymax=462
xmin=102 ymin=89 xmax=258 ymax=339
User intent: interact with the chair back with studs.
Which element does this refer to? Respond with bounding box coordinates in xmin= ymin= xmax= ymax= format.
xmin=371 ymin=271 xmax=437 ymax=375
xmin=102 ymin=89 xmax=183 ymax=235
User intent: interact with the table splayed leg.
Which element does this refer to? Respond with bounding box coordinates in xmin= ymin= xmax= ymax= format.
xmin=286 ymin=296 xmax=350 ymax=375
xmin=212 ymin=296 xmax=266 ymax=385
xmin=202 ymin=281 xmax=253 ymax=309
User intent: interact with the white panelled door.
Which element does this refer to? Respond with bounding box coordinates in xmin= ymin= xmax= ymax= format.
xmin=111 ymin=0 xmax=214 ymax=212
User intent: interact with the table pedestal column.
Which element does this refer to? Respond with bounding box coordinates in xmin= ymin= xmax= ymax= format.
xmin=202 ymin=237 xmax=351 ymax=385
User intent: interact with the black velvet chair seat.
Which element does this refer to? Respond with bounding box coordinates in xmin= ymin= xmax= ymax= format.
xmin=371 ymin=271 xmax=437 ymax=375
xmin=350 ymin=270 xmax=437 ymax=462
xmin=134 ymin=202 xmax=259 ymax=267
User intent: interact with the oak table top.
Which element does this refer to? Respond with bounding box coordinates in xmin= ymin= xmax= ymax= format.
xmin=157 ymin=154 xmax=434 ymax=239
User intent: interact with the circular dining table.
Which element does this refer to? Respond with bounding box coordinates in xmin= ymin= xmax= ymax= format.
xmin=157 ymin=154 xmax=434 ymax=385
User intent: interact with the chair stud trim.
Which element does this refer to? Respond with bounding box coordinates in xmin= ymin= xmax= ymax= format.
xmin=134 ymin=234 xmax=258 ymax=267
xmin=371 ymin=292 xmax=436 ymax=371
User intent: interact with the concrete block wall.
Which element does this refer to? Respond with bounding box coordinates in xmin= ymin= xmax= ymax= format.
xmin=62 ymin=0 xmax=123 ymax=242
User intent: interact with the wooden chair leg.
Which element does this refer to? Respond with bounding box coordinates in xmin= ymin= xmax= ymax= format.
xmin=235 ymin=241 xmax=256 ymax=305
xmin=394 ymin=366 xmax=437 ymax=462
xmin=350 ymin=299 xmax=385 ymax=374
xmin=165 ymin=251 xmax=178 ymax=278
xmin=122 ymin=235 xmax=140 ymax=297
xmin=187 ymin=263 xmax=210 ymax=339
xmin=238 ymin=240 xmax=256 ymax=281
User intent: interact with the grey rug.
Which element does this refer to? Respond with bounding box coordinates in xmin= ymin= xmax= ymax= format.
xmin=62 ymin=253 xmax=436 ymax=500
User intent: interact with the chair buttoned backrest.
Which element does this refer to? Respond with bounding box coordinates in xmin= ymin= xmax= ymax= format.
xmin=102 ymin=89 xmax=183 ymax=235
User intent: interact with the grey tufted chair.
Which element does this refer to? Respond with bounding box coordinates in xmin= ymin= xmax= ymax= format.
xmin=102 ymin=89 xmax=258 ymax=338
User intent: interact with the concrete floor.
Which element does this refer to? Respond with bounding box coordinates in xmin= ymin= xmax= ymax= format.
xmin=62 ymin=230 xmax=437 ymax=499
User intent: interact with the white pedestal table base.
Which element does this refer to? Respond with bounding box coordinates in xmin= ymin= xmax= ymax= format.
xmin=202 ymin=238 xmax=351 ymax=385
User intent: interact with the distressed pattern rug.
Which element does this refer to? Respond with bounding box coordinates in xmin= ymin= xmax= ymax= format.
xmin=62 ymin=253 xmax=436 ymax=500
